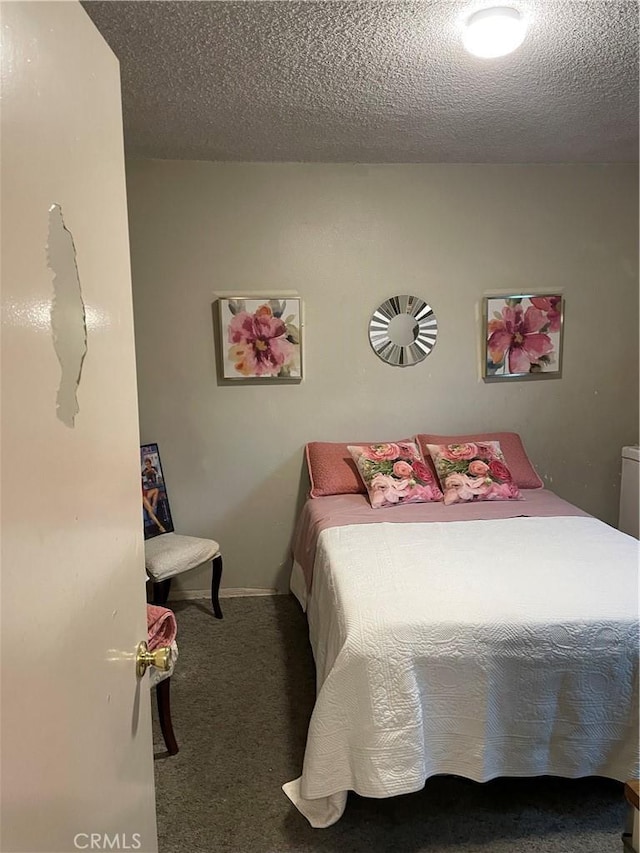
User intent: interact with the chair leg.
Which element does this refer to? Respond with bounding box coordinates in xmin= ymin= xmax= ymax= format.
xmin=152 ymin=578 xmax=172 ymax=606
xmin=156 ymin=677 xmax=179 ymax=755
xmin=211 ymin=554 xmax=223 ymax=619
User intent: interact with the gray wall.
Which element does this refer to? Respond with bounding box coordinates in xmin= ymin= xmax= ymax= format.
xmin=126 ymin=160 xmax=639 ymax=594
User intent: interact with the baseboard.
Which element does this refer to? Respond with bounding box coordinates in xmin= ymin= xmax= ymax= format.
xmin=221 ymin=587 xmax=285 ymax=598
xmin=168 ymin=587 xmax=284 ymax=601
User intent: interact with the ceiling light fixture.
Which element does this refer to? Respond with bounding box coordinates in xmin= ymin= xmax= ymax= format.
xmin=463 ymin=7 xmax=528 ymax=58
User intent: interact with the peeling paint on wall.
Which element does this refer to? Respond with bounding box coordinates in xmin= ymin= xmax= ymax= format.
xmin=47 ymin=203 xmax=87 ymax=427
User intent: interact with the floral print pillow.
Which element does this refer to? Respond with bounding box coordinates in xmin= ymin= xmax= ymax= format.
xmin=426 ymin=442 xmax=521 ymax=506
xmin=347 ymin=442 xmax=443 ymax=509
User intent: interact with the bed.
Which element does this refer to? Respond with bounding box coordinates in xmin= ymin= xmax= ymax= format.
xmin=282 ymin=436 xmax=640 ymax=828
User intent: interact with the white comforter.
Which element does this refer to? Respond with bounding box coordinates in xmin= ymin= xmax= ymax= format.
xmin=283 ymin=516 xmax=639 ymax=827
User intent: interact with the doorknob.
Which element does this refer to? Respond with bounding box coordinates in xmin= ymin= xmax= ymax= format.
xmin=136 ymin=641 xmax=171 ymax=678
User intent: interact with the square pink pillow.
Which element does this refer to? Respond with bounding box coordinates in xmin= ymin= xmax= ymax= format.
xmin=347 ymin=441 xmax=443 ymax=509
xmin=306 ymin=442 xmax=368 ymax=498
xmin=426 ymin=441 xmax=521 ymax=506
xmin=415 ymin=432 xmax=543 ymax=489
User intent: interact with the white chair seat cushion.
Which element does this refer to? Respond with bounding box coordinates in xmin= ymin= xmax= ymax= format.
xmin=144 ymin=533 xmax=220 ymax=582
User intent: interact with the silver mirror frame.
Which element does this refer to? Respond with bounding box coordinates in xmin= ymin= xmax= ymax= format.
xmin=368 ymin=295 xmax=438 ymax=367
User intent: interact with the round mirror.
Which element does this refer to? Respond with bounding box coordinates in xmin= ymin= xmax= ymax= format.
xmin=387 ymin=313 xmax=420 ymax=347
xmin=368 ymin=295 xmax=438 ymax=367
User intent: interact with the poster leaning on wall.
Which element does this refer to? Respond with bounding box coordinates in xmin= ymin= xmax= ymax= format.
xmin=140 ymin=443 xmax=174 ymax=539
xmin=217 ymin=296 xmax=302 ymax=381
xmin=482 ymin=293 xmax=564 ymax=381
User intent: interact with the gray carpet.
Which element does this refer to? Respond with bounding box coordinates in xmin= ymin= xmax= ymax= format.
xmin=152 ymin=597 xmax=626 ymax=853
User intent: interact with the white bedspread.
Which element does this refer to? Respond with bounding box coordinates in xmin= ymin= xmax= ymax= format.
xmin=283 ymin=516 xmax=639 ymax=827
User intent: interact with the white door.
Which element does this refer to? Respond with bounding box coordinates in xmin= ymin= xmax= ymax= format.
xmin=1 ymin=3 xmax=158 ymax=852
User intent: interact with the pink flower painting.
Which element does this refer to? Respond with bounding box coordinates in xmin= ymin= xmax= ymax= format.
xmin=529 ymin=296 xmax=562 ymax=332
xmin=220 ymin=298 xmax=302 ymax=380
xmin=484 ymin=295 xmax=563 ymax=380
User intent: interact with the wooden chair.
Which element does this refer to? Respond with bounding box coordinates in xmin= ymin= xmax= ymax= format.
xmin=144 ymin=535 xmax=223 ymax=756
xmin=145 ymin=534 xmax=223 ymax=619
xmin=148 ymin=641 xmax=179 ymax=755
xmin=623 ymin=780 xmax=639 ymax=852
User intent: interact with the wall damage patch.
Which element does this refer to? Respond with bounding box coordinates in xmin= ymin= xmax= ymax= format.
xmin=47 ymin=203 xmax=87 ymax=427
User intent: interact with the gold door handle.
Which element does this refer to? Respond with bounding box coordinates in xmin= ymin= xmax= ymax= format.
xmin=136 ymin=641 xmax=172 ymax=678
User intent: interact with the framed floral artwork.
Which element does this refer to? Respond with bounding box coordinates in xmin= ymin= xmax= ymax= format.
xmin=218 ymin=297 xmax=302 ymax=380
xmin=483 ymin=294 xmax=564 ymax=381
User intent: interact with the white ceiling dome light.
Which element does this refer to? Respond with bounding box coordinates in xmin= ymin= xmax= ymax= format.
xmin=463 ymin=7 xmax=528 ymax=58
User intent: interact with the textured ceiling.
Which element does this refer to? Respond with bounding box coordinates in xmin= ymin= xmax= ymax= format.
xmin=83 ymin=0 xmax=639 ymax=163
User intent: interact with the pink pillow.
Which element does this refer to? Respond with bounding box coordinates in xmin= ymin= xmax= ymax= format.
xmin=347 ymin=442 xmax=443 ymax=509
xmin=306 ymin=440 xmax=411 ymax=498
xmin=415 ymin=432 xmax=543 ymax=489
xmin=306 ymin=442 xmax=364 ymax=498
xmin=426 ymin=441 xmax=521 ymax=506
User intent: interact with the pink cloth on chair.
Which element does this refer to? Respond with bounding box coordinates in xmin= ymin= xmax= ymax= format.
xmin=146 ymin=604 xmax=177 ymax=650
